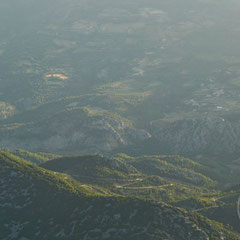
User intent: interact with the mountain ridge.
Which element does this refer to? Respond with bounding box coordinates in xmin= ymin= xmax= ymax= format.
xmin=1 ymin=151 xmax=240 ymax=239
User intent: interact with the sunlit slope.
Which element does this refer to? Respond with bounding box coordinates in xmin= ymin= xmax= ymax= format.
xmin=41 ymin=154 xmax=221 ymax=211
xmin=41 ymin=154 xmax=141 ymax=182
xmin=2 ymin=149 xmax=60 ymax=164
xmin=1 ymin=151 xmax=240 ymax=239
xmin=42 ymin=154 xmax=217 ymax=187
xmin=41 ymin=153 xmax=240 ymax=235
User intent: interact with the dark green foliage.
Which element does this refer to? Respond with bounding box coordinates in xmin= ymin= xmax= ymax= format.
xmin=114 ymin=154 xmax=216 ymax=187
xmin=3 ymin=149 xmax=60 ymax=164
xmin=0 ymin=0 xmax=240 ymax=238
xmin=1 ymin=152 xmax=240 ymax=239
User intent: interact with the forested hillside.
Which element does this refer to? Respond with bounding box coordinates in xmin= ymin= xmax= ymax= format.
xmin=1 ymin=152 xmax=240 ymax=240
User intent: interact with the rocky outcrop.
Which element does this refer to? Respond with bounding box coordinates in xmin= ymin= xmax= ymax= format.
xmin=0 ymin=102 xmax=15 ymax=120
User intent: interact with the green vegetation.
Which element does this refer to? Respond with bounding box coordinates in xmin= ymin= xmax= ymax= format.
xmin=0 ymin=151 xmax=105 ymax=197
xmin=1 ymin=0 xmax=240 ymax=238
xmin=1 ymin=151 xmax=240 ymax=239
xmin=40 ymin=152 xmax=240 ymax=235
xmin=3 ymin=149 xmax=60 ymax=164
xmin=41 ymin=154 xmax=140 ymax=187
xmin=114 ymin=154 xmax=217 ymax=187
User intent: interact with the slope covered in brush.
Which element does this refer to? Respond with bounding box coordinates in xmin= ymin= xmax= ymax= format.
xmin=0 ymin=107 xmax=150 ymax=154
xmin=199 ymin=186 xmax=240 ymax=234
xmin=3 ymin=149 xmax=60 ymax=164
xmin=41 ymin=154 xmax=224 ymax=216
xmin=1 ymin=151 xmax=239 ymax=240
xmin=41 ymin=154 xmax=140 ymax=184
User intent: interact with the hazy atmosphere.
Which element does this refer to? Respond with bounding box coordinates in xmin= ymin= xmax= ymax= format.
xmin=1 ymin=0 xmax=240 ymax=239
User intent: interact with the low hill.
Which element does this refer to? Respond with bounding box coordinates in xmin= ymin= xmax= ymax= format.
xmin=114 ymin=154 xmax=216 ymax=188
xmin=41 ymin=153 xmax=225 ymax=217
xmin=42 ymin=154 xmax=140 ymax=185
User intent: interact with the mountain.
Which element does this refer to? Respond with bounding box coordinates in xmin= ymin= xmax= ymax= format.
xmin=0 ymin=107 xmax=150 ymax=154
xmin=1 ymin=151 xmax=240 ymax=240
xmin=114 ymin=154 xmax=217 ymax=187
xmin=41 ymin=154 xmax=221 ymax=214
xmin=41 ymin=154 xmax=216 ymax=188
xmin=41 ymin=153 xmax=240 ymax=233
xmin=149 ymin=117 xmax=240 ymax=157
xmin=1 ymin=0 xmax=240 ymax=158
xmin=41 ymin=154 xmax=140 ymax=185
